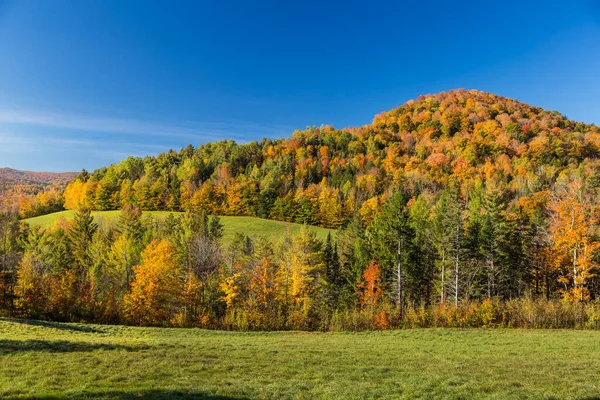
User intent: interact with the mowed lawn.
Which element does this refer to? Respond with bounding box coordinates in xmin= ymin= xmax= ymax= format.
xmin=24 ymin=211 xmax=334 ymax=246
xmin=1 ymin=319 xmax=600 ymax=399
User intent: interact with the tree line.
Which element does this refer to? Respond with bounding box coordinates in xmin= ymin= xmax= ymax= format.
xmin=2 ymin=89 xmax=600 ymax=329
xmin=1 ymin=172 xmax=600 ymax=331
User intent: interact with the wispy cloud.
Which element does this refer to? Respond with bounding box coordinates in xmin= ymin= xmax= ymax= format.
xmin=0 ymin=108 xmax=297 ymax=171
xmin=0 ymin=131 xmax=169 ymax=152
xmin=0 ymin=108 xmax=294 ymax=142
xmin=0 ymin=134 xmax=32 ymax=146
xmin=0 ymin=130 xmax=164 ymax=171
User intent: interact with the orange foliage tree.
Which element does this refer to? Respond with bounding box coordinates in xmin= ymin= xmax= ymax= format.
xmin=357 ymin=260 xmax=383 ymax=306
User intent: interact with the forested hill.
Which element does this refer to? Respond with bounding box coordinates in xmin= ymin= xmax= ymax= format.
xmin=0 ymin=168 xmax=76 ymax=216
xmin=63 ymin=89 xmax=600 ymax=229
xmin=0 ymin=168 xmax=76 ymax=186
xmin=6 ymin=89 xmax=600 ymax=326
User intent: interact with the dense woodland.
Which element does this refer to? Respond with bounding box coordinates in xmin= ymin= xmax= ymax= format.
xmin=3 ymin=89 xmax=600 ymax=330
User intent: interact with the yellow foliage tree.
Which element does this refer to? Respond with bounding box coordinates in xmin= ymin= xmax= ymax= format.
xmin=550 ymin=178 xmax=600 ymax=302
xmin=226 ymin=180 xmax=245 ymax=215
xmin=122 ymin=240 xmax=182 ymax=326
xmin=14 ymin=252 xmax=51 ymax=317
xmin=220 ymin=272 xmax=242 ymax=309
xmin=317 ymin=185 xmax=343 ymax=228
xmin=64 ymin=180 xmax=86 ymax=210
xmin=359 ymin=196 xmax=380 ymax=226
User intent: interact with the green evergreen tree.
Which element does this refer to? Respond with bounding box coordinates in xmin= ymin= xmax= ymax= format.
xmin=209 ymin=216 xmax=224 ymax=242
xmin=409 ymin=195 xmax=436 ymax=305
xmin=118 ymin=204 xmax=144 ymax=242
xmin=67 ymin=209 xmax=98 ymax=275
xmin=432 ymin=189 xmax=454 ymax=305
xmin=480 ymin=182 xmax=509 ymax=298
xmin=323 ymin=233 xmax=342 ymax=306
xmin=367 ymin=189 xmax=414 ymax=314
xmin=337 ymin=215 xmax=370 ymax=303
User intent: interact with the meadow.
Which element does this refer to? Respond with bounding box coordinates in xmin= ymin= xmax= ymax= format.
xmin=1 ymin=318 xmax=600 ymax=399
xmin=24 ymin=210 xmax=334 ymax=246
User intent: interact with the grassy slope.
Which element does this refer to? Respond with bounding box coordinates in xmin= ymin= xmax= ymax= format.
xmin=1 ymin=319 xmax=600 ymax=399
xmin=24 ymin=210 xmax=333 ymax=245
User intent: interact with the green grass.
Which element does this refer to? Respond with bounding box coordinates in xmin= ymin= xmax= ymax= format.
xmin=24 ymin=211 xmax=334 ymax=246
xmin=1 ymin=320 xmax=600 ymax=399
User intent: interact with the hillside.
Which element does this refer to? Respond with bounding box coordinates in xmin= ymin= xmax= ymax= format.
xmin=0 ymin=168 xmax=76 ymax=217
xmin=0 ymin=168 xmax=76 ymax=186
xmin=24 ymin=210 xmax=333 ymax=246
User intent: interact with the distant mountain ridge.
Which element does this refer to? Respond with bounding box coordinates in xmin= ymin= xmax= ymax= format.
xmin=0 ymin=168 xmax=77 ymax=186
xmin=0 ymin=168 xmax=77 ymax=216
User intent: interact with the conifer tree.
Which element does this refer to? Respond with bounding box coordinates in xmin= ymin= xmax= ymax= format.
xmin=67 ymin=209 xmax=98 ymax=275
xmin=432 ymin=189 xmax=454 ymax=305
xmin=368 ymin=189 xmax=414 ymax=315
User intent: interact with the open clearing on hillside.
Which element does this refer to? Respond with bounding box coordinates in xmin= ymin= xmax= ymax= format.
xmin=24 ymin=211 xmax=333 ymax=245
xmin=1 ymin=320 xmax=600 ymax=399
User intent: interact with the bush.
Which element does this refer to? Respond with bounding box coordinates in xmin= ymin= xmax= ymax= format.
xmin=322 ymin=298 xmax=600 ymax=331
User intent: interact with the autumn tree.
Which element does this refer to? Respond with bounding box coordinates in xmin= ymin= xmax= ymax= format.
xmin=549 ymin=177 xmax=599 ymax=302
xmin=0 ymin=212 xmax=21 ymax=310
xmin=247 ymin=258 xmax=280 ymax=328
xmin=122 ymin=240 xmax=182 ymax=326
xmin=357 ymin=260 xmax=383 ymax=307
xmin=277 ymin=226 xmax=324 ymax=329
xmin=15 ymin=252 xmax=52 ymax=318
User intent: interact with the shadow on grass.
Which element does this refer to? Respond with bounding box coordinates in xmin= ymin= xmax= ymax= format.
xmin=2 ymin=389 xmax=246 ymax=399
xmin=2 ymin=318 xmax=106 ymax=333
xmin=0 ymin=339 xmax=147 ymax=355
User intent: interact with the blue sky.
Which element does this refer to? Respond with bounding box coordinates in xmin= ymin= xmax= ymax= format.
xmin=0 ymin=0 xmax=599 ymax=172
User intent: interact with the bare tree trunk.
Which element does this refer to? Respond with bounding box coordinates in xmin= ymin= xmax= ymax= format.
xmin=454 ymin=222 xmax=460 ymax=308
xmin=397 ymin=235 xmax=404 ymax=318
xmin=441 ymin=250 xmax=445 ymax=305
xmin=573 ymin=247 xmax=577 ymax=293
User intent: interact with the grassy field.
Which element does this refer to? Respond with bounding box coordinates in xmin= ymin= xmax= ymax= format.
xmin=1 ymin=319 xmax=600 ymax=399
xmin=24 ymin=211 xmax=334 ymax=246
